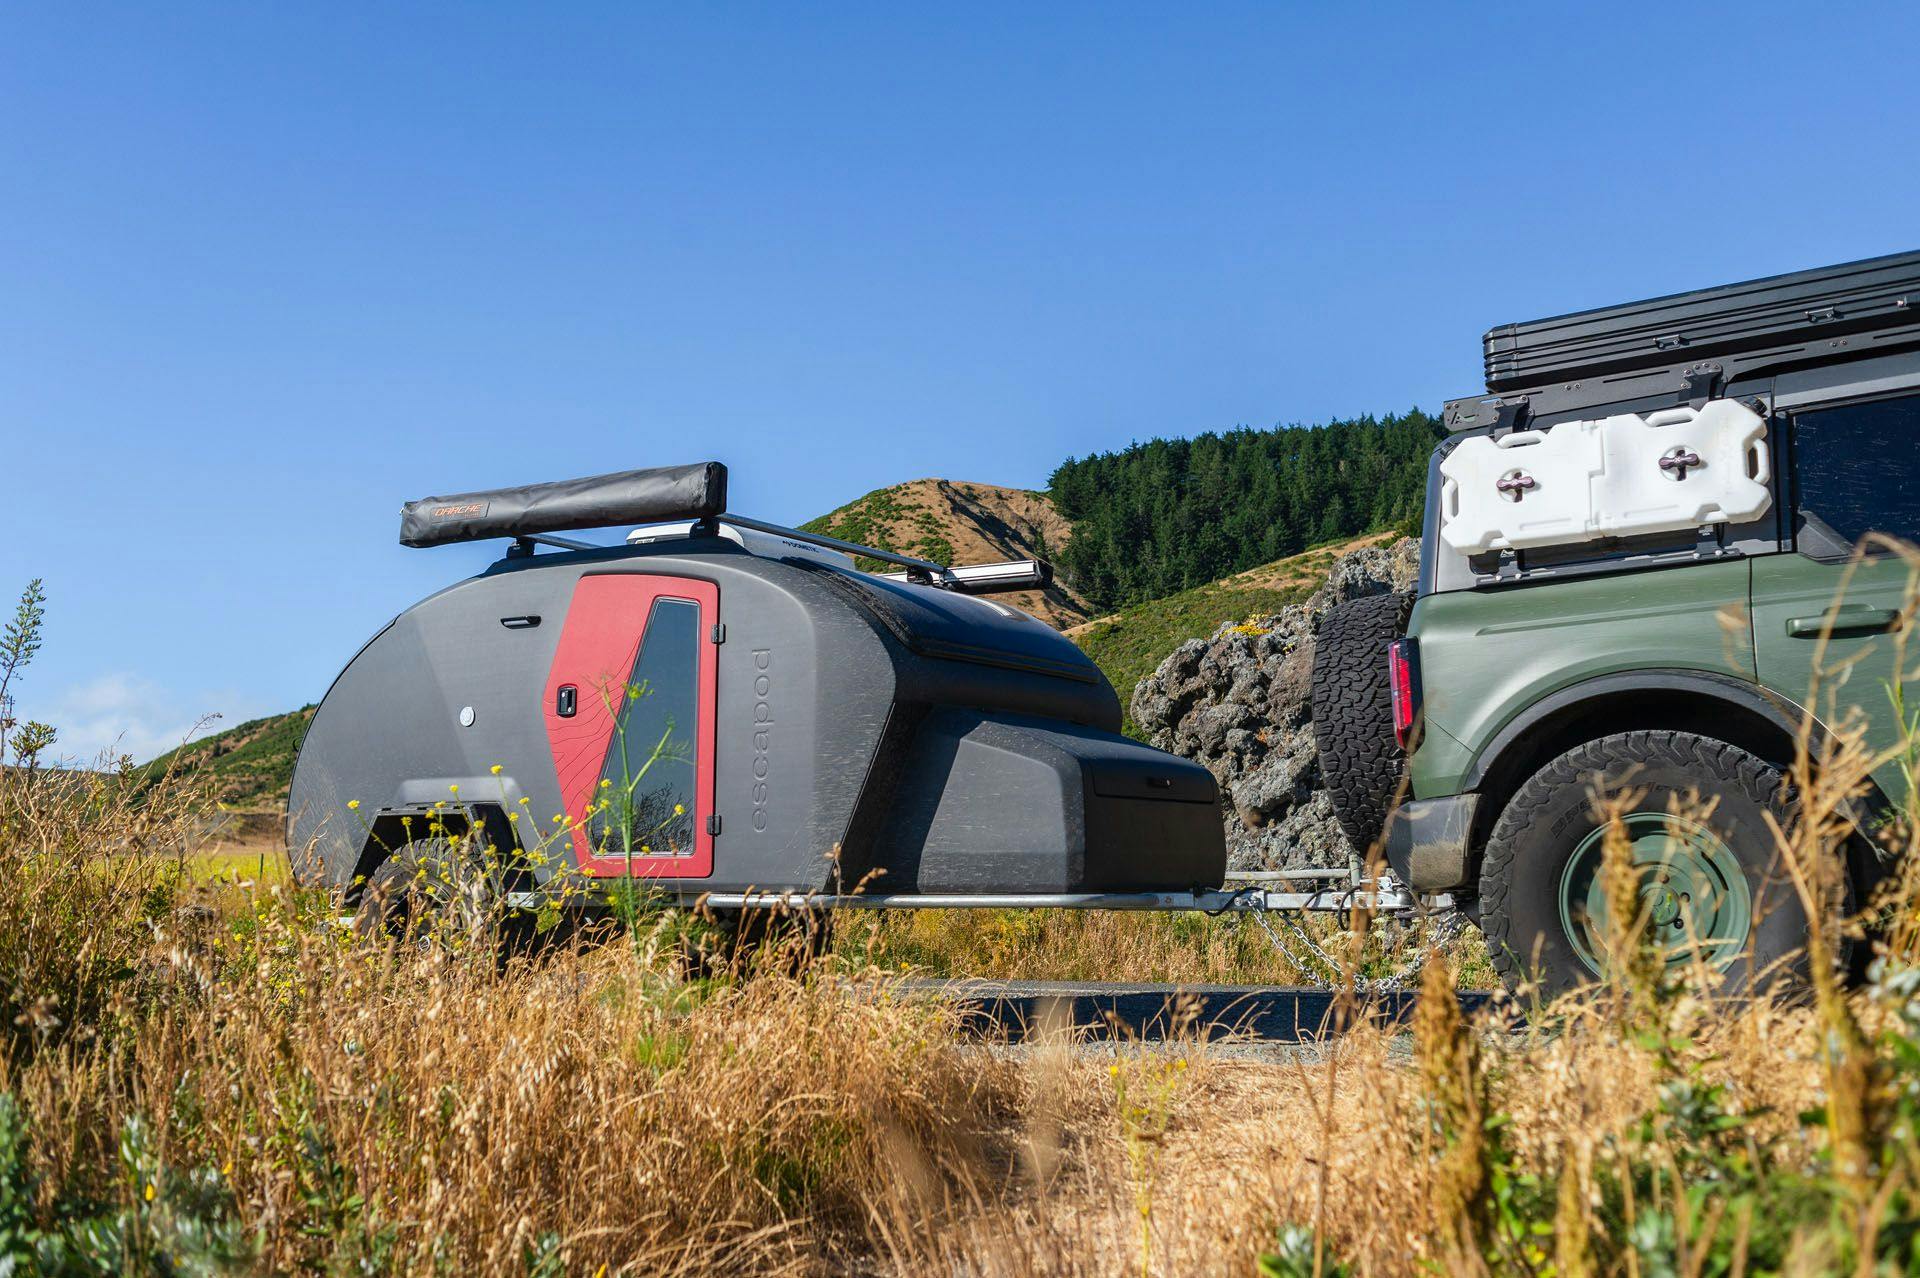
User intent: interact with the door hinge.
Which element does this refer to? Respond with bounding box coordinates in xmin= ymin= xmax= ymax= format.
xmin=707 ymin=813 xmax=723 ymax=837
xmin=710 ymin=622 xmax=726 ymax=645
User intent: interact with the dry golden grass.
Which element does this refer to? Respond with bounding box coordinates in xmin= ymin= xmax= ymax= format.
xmin=833 ymin=905 xmax=1498 ymax=988
xmin=182 ymin=848 xmax=1498 ymax=988
xmin=6 ymin=929 xmax=1022 ymax=1274
xmin=2 ymin=830 xmax=1905 ymax=1276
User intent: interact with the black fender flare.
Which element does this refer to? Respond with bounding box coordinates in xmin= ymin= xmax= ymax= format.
xmin=344 ymin=802 xmax=524 ymax=902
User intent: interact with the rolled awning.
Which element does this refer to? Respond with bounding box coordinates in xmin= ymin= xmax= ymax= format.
xmin=399 ymin=462 xmax=728 ymax=548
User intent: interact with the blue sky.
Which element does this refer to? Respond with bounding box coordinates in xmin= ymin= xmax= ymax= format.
xmin=4 ymin=2 xmax=1917 ymax=762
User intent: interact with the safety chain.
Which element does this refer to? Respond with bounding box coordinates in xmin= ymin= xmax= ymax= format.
xmin=1247 ymin=906 xmax=1468 ymax=992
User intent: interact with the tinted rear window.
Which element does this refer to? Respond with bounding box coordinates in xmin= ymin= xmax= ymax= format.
xmin=1794 ymin=393 xmax=1920 ymax=549
xmin=592 ymin=596 xmax=700 ymax=858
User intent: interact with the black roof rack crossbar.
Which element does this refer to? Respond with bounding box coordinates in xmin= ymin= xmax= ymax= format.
xmin=717 ymin=513 xmax=951 ymax=582
xmin=400 ymin=461 xmax=1057 ymax=595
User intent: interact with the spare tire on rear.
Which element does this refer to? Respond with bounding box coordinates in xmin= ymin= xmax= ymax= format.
xmin=1310 ymin=590 xmax=1414 ymax=856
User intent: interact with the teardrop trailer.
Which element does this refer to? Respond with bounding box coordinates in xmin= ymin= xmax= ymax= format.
xmin=288 ymin=462 xmax=1423 ymax=942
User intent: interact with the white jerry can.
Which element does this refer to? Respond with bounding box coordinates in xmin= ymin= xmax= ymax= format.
xmin=1437 ymin=399 xmax=1772 ymax=555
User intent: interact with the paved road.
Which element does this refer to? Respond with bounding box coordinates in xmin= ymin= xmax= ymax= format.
xmin=899 ymin=979 xmax=1500 ymax=1043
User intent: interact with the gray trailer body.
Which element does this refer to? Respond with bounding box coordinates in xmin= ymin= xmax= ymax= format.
xmin=289 ymin=504 xmax=1226 ymax=904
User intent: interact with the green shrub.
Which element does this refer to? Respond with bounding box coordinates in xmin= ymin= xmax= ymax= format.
xmin=0 ymin=1094 xmax=253 ymax=1276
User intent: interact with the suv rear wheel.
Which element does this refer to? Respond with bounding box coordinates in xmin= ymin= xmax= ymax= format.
xmin=1478 ymin=731 xmax=1833 ymax=999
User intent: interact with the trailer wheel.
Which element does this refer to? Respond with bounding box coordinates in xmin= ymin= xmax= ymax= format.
xmin=1310 ymin=590 xmax=1414 ymax=856
xmin=354 ymin=835 xmax=503 ymax=950
xmin=699 ymin=906 xmax=836 ymax=977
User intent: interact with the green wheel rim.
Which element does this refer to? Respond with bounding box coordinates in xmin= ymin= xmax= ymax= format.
xmin=1558 ymin=812 xmax=1753 ymax=977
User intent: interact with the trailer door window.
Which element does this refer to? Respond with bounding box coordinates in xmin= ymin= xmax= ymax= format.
xmin=1793 ymin=393 xmax=1920 ymax=554
xmin=591 ymin=597 xmax=700 ymax=860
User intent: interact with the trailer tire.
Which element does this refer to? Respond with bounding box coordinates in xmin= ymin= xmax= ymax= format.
xmin=1310 ymin=589 xmax=1414 ymax=857
xmin=353 ymin=835 xmax=504 ymax=950
xmin=700 ymin=906 xmax=835 ymax=978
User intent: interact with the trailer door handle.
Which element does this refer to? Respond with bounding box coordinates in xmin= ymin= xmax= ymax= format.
xmin=556 ymin=685 xmax=578 ymax=717
xmin=1785 ymin=607 xmax=1902 ymax=638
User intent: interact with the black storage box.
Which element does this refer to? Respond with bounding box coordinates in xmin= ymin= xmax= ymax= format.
xmin=873 ymin=708 xmax=1226 ymax=894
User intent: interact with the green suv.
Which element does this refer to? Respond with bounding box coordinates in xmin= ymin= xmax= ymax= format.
xmin=1316 ymin=249 xmax=1920 ymax=996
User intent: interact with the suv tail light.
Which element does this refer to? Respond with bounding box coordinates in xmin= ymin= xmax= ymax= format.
xmin=1388 ymin=637 xmax=1420 ymax=750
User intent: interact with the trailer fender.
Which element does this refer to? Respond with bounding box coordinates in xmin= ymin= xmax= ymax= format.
xmin=335 ymin=797 xmax=524 ymax=902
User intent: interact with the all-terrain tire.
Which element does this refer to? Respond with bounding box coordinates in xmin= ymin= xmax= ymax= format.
xmin=697 ymin=907 xmax=836 ymax=978
xmin=1478 ymin=731 xmax=1838 ymax=999
xmin=353 ymin=835 xmax=505 ymax=951
xmin=1310 ymin=589 xmax=1414 ymax=856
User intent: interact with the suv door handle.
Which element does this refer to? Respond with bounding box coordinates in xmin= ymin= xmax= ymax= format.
xmin=1784 ymin=607 xmax=1903 ymax=639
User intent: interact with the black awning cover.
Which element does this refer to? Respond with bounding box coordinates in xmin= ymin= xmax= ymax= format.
xmin=399 ymin=462 xmax=728 ymax=548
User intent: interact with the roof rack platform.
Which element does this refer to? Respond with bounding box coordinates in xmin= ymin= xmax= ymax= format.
xmin=1483 ymin=249 xmax=1920 ymax=397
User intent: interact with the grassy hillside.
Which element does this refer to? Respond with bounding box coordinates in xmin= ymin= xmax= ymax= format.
xmin=142 ymin=706 xmax=313 ymax=809
xmin=1069 ymin=534 xmax=1386 ymax=736
xmin=802 ymin=477 xmax=1093 ymax=627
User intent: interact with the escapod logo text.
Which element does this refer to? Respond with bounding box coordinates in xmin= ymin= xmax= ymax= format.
xmin=752 ymin=649 xmax=772 ymax=831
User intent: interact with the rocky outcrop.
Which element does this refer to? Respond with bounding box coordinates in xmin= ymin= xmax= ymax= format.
xmin=1130 ymin=538 xmax=1420 ymax=871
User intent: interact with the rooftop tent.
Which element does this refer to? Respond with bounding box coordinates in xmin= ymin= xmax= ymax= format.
xmin=1482 ymin=249 xmax=1920 ymax=396
xmin=399 ymin=462 xmax=729 ymax=548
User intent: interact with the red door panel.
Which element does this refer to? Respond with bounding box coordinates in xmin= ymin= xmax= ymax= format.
xmin=543 ymin=573 xmax=718 ymax=878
